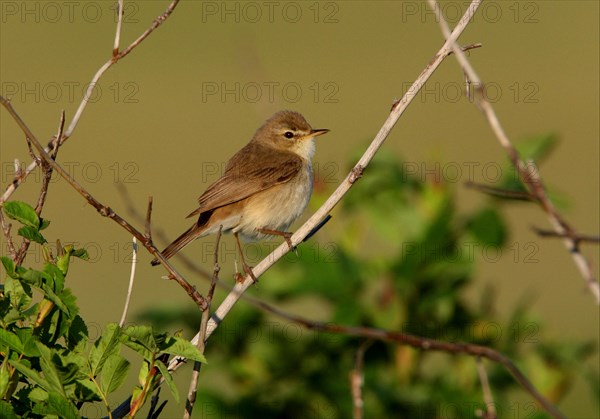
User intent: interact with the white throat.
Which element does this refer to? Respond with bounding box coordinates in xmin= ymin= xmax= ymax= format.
xmin=293 ymin=138 xmax=316 ymax=161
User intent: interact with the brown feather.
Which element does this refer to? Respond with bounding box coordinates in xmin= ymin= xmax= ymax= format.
xmin=186 ymin=142 xmax=302 ymax=218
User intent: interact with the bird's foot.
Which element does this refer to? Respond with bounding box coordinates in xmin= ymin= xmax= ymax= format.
xmin=259 ymin=228 xmax=296 ymax=252
xmin=234 ymin=263 xmax=258 ymax=284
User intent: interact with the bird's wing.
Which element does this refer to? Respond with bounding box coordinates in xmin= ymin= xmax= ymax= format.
xmin=186 ymin=143 xmax=303 ymax=218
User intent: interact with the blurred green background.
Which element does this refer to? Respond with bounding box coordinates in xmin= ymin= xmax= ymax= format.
xmin=1 ymin=1 xmax=598 ymax=417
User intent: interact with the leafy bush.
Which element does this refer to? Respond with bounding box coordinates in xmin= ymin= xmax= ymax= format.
xmin=0 ymin=201 xmax=205 ymax=418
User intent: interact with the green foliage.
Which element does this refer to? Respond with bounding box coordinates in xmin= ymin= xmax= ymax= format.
xmin=0 ymin=201 xmax=205 ymax=418
xmin=139 ymin=146 xmax=595 ymax=417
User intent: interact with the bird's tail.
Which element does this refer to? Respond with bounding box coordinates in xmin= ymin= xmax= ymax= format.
xmin=151 ymin=224 xmax=204 ymax=266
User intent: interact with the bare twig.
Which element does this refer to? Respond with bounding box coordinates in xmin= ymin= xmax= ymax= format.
xmin=1 ymin=158 xmax=40 ymax=206
xmin=184 ymin=226 xmax=222 ymax=419
xmin=13 ymin=111 xmax=65 ymax=266
xmin=0 ymin=96 xmax=207 ymax=311
xmin=427 ymin=0 xmax=599 ymax=303
xmin=145 ymin=196 xmax=154 ymax=244
xmin=119 ymin=237 xmax=137 ymax=327
xmin=118 ymin=184 xmax=219 ymax=281
xmin=238 ymin=297 xmax=564 ymax=419
xmin=351 ymin=340 xmax=372 ymax=419
xmin=114 ymin=0 xmax=181 ymax=62
xmin=476 ymin=357 xmax=497 ymax=419
xmin=0 ymin=211 xmax=17 ymax=260
xmin=113 ymin=0 xmax=125 ymax=57
xmin=65 ymin=0 xmax=180 ymax=138
xmin=0 ymin=0 xmax=181 ymax=206
xmin=450 ymin=42 xmax=483 ymax=55
xmin=464 ymin=181 xmax=535 ymax=201
xmin=532 ymin=227 xmax=600 ymax=244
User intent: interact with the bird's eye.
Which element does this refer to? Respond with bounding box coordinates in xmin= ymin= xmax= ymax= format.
xmin=284 ymin=131 xmax=294 ymax=139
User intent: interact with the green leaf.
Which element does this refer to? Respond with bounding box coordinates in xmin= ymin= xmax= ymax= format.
xmin=72 ymin=248 xmax=89 ymax=260
xmin=39 ymin=218 xmax=51 ymax=230
xmin=89 ymin=323 xmax=121 ymax=377
xmin=44 ymin=263 xmax=65 ymax=293
xmin=41 ymin=285 xmax=69 ymax=316
xmin=29 ymin=386 xmax=49 ymax=402
xmin=9 ymin=359 xmax=50 ymax=390
xmin=101 ymin=354 xmax=130 ymax=394
xmin=31 ymin=342 xmax=80 ymax=394
xmin=0 ymin=400 xmax=19 ymax=419
xmin=20 ymin=268 xmax=43 ymax=287
xmin=466 ymin=207 xmax=507 ymax=247
xmin=32 ymin=391 xmax=80 ymax=419
xmin=56 ymin=252 xmax=71 ymax=276
xmin=516 ymin=133 xmax=557 ymax=162
xmin=0 ymin=329 xmax=24 ymax=353
xmin=35 ymin=342 xmax=65 ymax=396
xmin=120 ymin=325 xmax=157 ymax=359
xmin=137 ymin=359 xmax=150 ymax=386
xmin=17 ymin=225 xmax=47 ymax=244
xmin=161 ymin=336 xmax=207 ymax=364
xmin=14 ymin=327 xmax=40 ymax=357
xmin=155 ymin=359 xmax=179 ymax=403
xmin=58 ymin=288 xmax=78 ymax=320
xmin=0 ymin=361 xmax=10 ymax=398
xmin=67 ymin=315 xmax=88 ymax=352
xmin=3 ymin=276 xmax=31 ymax=311
xmin=73 ymin=378 xmax=102 ymax=402
xmin=0 ymin=256 xmax=17 ymax=279
xmin=3 ymin=201 xmax=40 ymax=229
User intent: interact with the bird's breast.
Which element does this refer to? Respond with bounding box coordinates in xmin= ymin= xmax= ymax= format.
xmin=235 ymin=163 xmax=313 ymax=240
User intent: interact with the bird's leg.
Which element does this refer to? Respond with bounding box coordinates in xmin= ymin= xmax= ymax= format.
xmin=258 ymin=227 xmax=295 ymax=251
xmin=234 ymin=232 xmax=257 ymax=283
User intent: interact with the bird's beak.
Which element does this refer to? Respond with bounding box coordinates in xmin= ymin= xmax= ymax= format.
xmin=306 ymin=128 xmax=329 ymax=139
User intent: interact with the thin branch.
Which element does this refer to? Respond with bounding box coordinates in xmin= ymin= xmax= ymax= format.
xmin=427 ymin=0 xmax=599 ymax=303
xmin=450 ymin=42 xmax=483 ymax=55
xmin=65 ymin=0 xmax=180 ymax=138
xmin=527 ymin=164 xmax=597 ymax=297
xmin=351 ymin=340 xmax=372 ymax=419
xmin=0 ymin=211 xmax=17 ymax=260
xmin=464 ymin=181 xmax=535 ymax=201
xmin=1 ymin=157 xmax=40 ymax=206
xmin=184 ymin=226 xmax=222 ymax=419
xmin=117 ymin=183 xmax=216 ymax=279
xmin=0 ymin=96 xmax=207 ymax=311
xmin=13 ymin=159 xmax=21 ymax=179
xmin=119 ymin=237 xmax=137 ymax=327
xmin=476 ymin=357 xmax=497 ymax=419
xmin=532 ymin=227 xmax=600 ymax=244
xmin=114 ymin=0 xmax=181 ymax=62
xmin=0 ymin=0 xmax=181 ymax=205
xmin=113 ymin=0 xmax=125 ymax=57
xmin=145 ymin=196 xmax=154 ymax=244
xmin=238 ymin=297 xmax=564 ymax=419
xmin=14 ymin=111 xmax=65 ymax=266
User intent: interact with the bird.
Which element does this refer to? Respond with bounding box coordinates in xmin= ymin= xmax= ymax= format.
xmin=151 ymin=110 xmax=329 ymax=280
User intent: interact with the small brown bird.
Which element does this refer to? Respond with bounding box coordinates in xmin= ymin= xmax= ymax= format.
xmin=151 ymin=110 xmax=329 ymax=278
